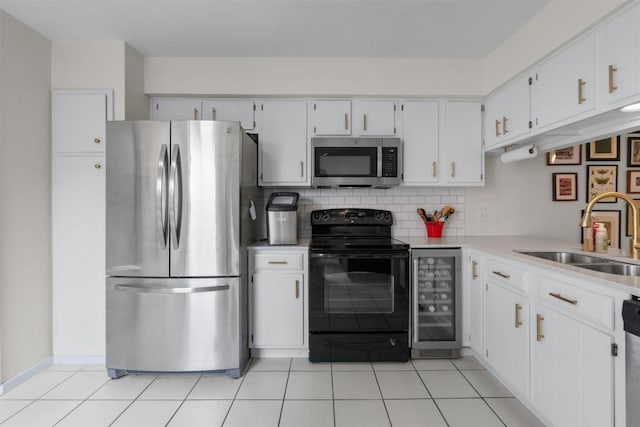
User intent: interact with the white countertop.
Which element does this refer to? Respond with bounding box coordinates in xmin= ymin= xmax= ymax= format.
xmin=403 ymin=235 xmax=640 ymax=295
xmin=249 ymin=239 xmax=310 ymax=249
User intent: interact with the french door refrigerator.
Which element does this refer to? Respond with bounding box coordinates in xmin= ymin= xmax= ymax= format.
xmin=105 ymin=120 xmax=263 ymax=379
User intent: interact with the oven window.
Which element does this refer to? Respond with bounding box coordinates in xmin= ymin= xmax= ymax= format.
xmin=322 ymin=258 xmax=394 ymax=314
xmin=315 ymin=147 xmax=377 ymax=177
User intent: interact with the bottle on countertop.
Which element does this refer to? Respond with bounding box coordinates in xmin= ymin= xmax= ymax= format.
xmin=595 ymin=222 xmax=608 ymax=254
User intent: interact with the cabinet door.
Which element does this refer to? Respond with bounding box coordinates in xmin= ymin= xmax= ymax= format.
xmin=257 ymin=101 xmax=309 ymax=186
xmin=52 ymin=155 xmax=106 ymax=356
xmin=311 ymin=100 xmax=351 ymax=136
xmin=201 ymin=100 xmax=256 ymax=130
xmin=531 ymin=303 xmax=614 ymax=427
xmin=484 ymin=77 xmax=531 ymax=149
xmin=484 ymin=281 xmax=529 ymax=398
xmin=440 ymin=101 xmax=483 ymax=184
xmin=531 ymin=33 xmax=595 ymax=130
xmin=251 ymin=273 xmax=304 ymax=347
xmin=353 ymin=100 xmax=397 ymax=136
xmin=53 ymin=92 xmax=108 ymax=153
xmin=400 ymin=101 xmax=439 ymax=185
xmin=151 ymin=98 xmax=202 ymax=120
xmin=466 ymin=253 xmax=483 ymax=354
xmin=595 ymin=3 xmax=640 ymax=108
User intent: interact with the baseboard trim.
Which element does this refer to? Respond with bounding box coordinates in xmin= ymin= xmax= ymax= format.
xmin=53 ymin=355 xmax=106 ymax=365
xmin=0 ymin=357 xmax=53 ymax=395
xmin=250 ymin=348 xmax=309 ymax=358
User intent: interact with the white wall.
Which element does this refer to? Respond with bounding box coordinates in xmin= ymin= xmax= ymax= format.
xmin=125 ymin=43 xmax=149 ymax=120
xmin=144 ymin=57 xmax=485 ymax=97
xmin=0 ymin=11 xmax=52 ymax=383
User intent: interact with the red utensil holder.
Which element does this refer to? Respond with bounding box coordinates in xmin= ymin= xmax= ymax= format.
xmin=424 ymin=221 xmax=444 ymax=238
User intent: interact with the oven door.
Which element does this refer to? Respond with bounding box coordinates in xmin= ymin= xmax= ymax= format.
xmin=309 ymin=250 xmax=409 ymax=333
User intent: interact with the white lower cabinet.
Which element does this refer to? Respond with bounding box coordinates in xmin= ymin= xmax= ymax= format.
xmin=248 ymin=247 xmax=308 ymax=355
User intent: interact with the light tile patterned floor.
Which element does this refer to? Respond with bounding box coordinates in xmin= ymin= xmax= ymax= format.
xmin=0 ymin=357 xmax=545 ymax=427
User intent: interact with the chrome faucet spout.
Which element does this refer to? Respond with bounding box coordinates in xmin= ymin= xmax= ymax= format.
xmin=581 ymin=191 xmax=640 ymax=260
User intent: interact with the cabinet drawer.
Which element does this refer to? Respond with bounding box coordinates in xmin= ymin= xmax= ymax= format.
xmin=486 ymin=259 xmax=527 ymax=293
xmin=538 ymin=275 xmax=614 ymax=330
xmin=254 ymin=252 xmax=304 ymax=271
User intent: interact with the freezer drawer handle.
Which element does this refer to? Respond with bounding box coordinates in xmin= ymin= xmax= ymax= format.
xmin=114 ymin=284 xmax=230 ymax=294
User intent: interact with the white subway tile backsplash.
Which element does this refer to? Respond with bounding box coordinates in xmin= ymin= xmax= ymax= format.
xmin=265 ymin=187 xmax=465 ymax=238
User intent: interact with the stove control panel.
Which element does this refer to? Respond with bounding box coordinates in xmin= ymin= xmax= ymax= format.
xmin=311 ymin=208 xmax=393 ymax=226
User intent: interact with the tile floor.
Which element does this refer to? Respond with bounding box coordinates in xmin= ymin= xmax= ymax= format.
xmin=0 ymin=356 xmax=546 ymax=427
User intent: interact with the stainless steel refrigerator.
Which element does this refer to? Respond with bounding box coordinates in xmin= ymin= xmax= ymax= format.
xmin=105 ymin=120 xmax=263 ymax=379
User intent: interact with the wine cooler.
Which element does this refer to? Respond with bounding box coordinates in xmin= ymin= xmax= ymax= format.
xmin=411 ymin=248 xmax=461 ymax=358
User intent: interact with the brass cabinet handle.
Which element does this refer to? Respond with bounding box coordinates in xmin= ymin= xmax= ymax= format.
xmin=300 ymin=161 xmax=304 ymax=178
xmin=432 ymin=161 xmax=437 ymax=178
xmin=495 ymin=120 xmax=501 ymax=137
xmin=502 ymin=116 xmax=509 ymax=134
xmin=492 ymin=270 xmax=510 ymax=279
xmin=515 ymin=303 xmax=523 ymax=328
xmin=536 ymin=314 xmax=544 ymax=341
xmin=94 ymin=163 xmax=102 ymax=169
xmin=472 ymin=260 xmax=478 ymax=279
xmin=193 ymin=107 xmax=199 ymax=120
xmin=608 ymin=64 xmax=618 ymax=93
xmin=363 ymin=114 xmax=367 ymax=131
xmin=451 ymin=161 xmax=455 ymax=178
xmin=578 ymin=78 xmax=586 ymax=104
xmin=295 ymin=280 xmax=300 ymax=299
xmin=344 ymin=113 xmax=349 ymax=130
xmin=94 ymin=138 xmax=101 ymax=144
xmin=268 ymin=261 xmax=288 ymax=265
xmin=549 ymin=292 xmax=578 ymax=305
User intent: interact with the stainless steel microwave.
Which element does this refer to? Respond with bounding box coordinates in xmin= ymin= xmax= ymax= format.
xmin=311 ymin=137 xmax=403 ymax=188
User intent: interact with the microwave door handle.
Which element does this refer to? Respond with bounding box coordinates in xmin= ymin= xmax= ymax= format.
xmin=377 ymin=146 xmax=383 ymax=177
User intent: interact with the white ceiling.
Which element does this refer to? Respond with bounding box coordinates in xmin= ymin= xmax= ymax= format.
xmin=0 ymin=0 xmax=550 ymax=58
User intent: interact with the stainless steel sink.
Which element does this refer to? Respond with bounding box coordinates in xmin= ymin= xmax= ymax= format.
xmin=517 ymin=250 xmax=640 ymax=277
xmin=517 ymin=251 xmax=610 ymax=265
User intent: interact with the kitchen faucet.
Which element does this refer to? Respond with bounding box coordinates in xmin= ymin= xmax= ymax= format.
xmin=581 ymin=191 xmax=640 ymax=260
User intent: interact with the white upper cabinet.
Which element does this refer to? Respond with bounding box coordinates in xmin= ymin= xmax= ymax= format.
xmin=400 ymin=101 xmax=439 ymax=185
xmin=440 ymin=101 xmax=483 ymax=185
xmin=484 ymin=76 xmax=532 ymax=149
xmin=311 ymin=100 xmax=352 ymax=136
xmin=595 ymin=2 xmax=640 ymax=108
xmin=531 ymin=33 xmax=596 ymax=130
xmin=151 ymin=98 xmax=202 ymax=120
xmin=201 ymin=100 xmax=256 ymax=130
xmin=255 ymin=100 xmax=309 ymax=186
xmin=353 ymin=100 xmax=397 ymax=136
xmin=53 ymin=92 xmax=109 ymax=153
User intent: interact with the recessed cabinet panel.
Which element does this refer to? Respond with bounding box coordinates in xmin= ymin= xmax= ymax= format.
xmin=53 ymin=93 xmax=108 ymax=153
xmin=484 ymin=76 xmax=532 ymax=149
xmin=152 ymin=98 xmax=202 ymax=120
xmin=312 ymin=100 xmax=351 ymax=136
xmin=440 ymin=101 xmax=483 ymax=184
xmin=400 ymin=101 xmax=439 ymax=185
xmin=353 ymin=100 xmax=397 ymax=136
xmin=201 ymin=100 xmax=255 ymax=130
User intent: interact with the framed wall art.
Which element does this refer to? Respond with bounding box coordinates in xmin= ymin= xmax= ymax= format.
xmin=628 ymin=170 xmax=640 ymax=194
xmin=626 ymin=200 xmax=640 ymax=236
xmin=552 ymin=172 xmax=578 ymax=201
xmin=581 ymin=209 xmax=621 ymax=249
xmin=586 ymin=165 xmax=617 ymax=202
xmin=627 ymin=136 xmax=640 ymax=167
xmin=586 ymin=136 xmax=620 ymax=161
xmin=547 ymin=145 xmax=581 ymax=165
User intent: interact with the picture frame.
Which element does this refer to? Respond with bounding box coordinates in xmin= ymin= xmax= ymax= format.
xmin=586 ymin=165 xmax=617 ymax=203
xmin=552 ymin=172 xmax=578 ymax=201
xmin=547 ymin=145 xmax=582 ymax=165
xmin=628 ymin=170 xmax=640 ymax=194
xmin=581 ymin=209 xmax=621 ymax=249
xmin=627 ymin=136 xmax=640 ymax=167
xmin=626 ymin=200 xmax=640 ymax=236
xmin=586 ymin=136 xmax=620 ymax=161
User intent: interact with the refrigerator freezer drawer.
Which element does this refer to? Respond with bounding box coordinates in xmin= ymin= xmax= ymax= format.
xmin=106 ymin=277 xmax=241 ymax=374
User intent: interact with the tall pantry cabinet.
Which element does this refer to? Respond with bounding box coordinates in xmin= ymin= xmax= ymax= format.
xmin=52 ymin=90 xmax=112 ymax=362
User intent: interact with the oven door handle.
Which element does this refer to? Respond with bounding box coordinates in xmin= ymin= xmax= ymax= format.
xmin=323 ymin=337 xmax=398 ymax=350
xmin=310 ymin=252 xmax=408 ymax=259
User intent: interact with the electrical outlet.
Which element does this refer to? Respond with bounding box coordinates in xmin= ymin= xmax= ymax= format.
xmin=478 ymin=210 xmax=487 ymax=222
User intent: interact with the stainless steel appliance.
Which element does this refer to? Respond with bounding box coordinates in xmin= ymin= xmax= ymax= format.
xmin=309 ymin=209 xmax=410 ymax=362
xmin=105 ymin=120 xmax=263 ymax=379
xmin=623 ymin=298 xmax=640 ymax=426
xmin=266 ymin=192 xmax=299 ymax=245
xmin=411 ymin=248 xmax=462 ymax=358
xmin=311 ymin=137 xmax=402 ymax=188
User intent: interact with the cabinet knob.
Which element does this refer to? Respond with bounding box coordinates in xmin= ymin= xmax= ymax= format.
xmin=94 ymin=138 xmax=101 ymax=144
xmin=94 ymin=163 xmax=102 ymax=169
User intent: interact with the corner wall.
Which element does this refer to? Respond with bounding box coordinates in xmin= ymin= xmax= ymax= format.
xmin=0 ymin=11 xmax=52 ymax=383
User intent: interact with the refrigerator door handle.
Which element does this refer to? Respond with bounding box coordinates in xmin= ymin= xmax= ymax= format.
xmin=114 ymin=283 xmax=230 ymax=294
xmin=169 ymin=144 xmax=183 ymax=249
xmin=156 ymin=144 xmax=169 ymax=249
